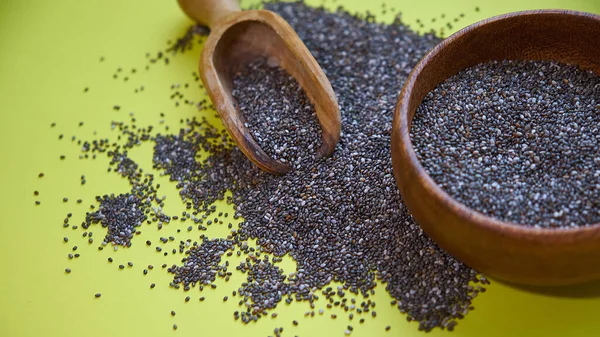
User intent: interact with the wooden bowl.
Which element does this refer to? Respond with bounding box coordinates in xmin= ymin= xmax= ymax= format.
xmin=391 ymin=10 xmax=600 ymax=286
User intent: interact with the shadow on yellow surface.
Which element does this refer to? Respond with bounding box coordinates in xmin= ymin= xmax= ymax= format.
xmin=506 ymin=280 xmax=600 ymax=299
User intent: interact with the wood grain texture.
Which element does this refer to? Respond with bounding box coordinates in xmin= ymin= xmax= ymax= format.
xmin=179 ymin=0 xmax=341 ymax=175
xmin=177 ymin=0 xmax=241 ymax=29
xmin=391 ymin=10 xmax=600 ymax=286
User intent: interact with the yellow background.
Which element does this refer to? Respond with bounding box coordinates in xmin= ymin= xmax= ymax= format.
xmin=1 ymin=0 xmax=600 ymax=336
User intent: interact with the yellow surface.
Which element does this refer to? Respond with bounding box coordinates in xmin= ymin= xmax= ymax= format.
xmin=1 ymin=0 xmax=600 ymax=336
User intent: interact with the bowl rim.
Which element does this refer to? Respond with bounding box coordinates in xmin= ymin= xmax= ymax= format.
xmin=394 ymin=9 xmax=600 ymax=242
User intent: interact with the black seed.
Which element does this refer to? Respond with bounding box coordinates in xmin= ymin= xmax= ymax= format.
xmin=412 ymin=60 xmax=600 ymax=228
xmin=61 ymin=3 xmax=489 ymax=332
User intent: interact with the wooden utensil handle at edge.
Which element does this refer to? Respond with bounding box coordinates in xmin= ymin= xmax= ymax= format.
xmin=177 ymin=0 xmax=241 ymax=28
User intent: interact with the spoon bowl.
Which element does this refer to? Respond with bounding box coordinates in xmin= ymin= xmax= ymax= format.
xmin=178 ymin=0 xmax=341 ymax=174
xmin=391 ymin=10 xmax=600 ymax=286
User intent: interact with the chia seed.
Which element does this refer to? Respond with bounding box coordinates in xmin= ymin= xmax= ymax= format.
xmin=231 ymin=58 xmax=321 ymax=167
xmin=412 ymin=60 xmax=600 ymax=228
xmin=154 ymin=2 xmax=484 ymax=332
xmin=55 ymin=1 xmax=488 ymax=333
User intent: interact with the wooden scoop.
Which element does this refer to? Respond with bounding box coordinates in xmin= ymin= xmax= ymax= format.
xmin=177 ymin=0 xmax=341 ymax=175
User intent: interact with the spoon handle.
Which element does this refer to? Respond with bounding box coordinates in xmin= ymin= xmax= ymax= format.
xmin=177 ymin=0 xmax=241 ymax=28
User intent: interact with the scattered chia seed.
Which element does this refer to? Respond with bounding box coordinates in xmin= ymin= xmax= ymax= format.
xmin=153 ymin=2 xmax=482 ymax=331
xmin=154 ymin=2 xmax=481 ymax=332
xmin=168 ymin=237 xmax=233 ymax=286
xmin=412 ymin=60 xmax=600 ymax=228
xmin=53 ymin=1 xmax=489 ymax=333
xmin=84 ymin=193 xmax=148 ymax=246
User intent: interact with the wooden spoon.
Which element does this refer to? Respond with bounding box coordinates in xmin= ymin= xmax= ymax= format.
xmin=392 ymin=10 xmax=600 ymax=286
xmin=177 ymin=0 xmax=341 ymax=175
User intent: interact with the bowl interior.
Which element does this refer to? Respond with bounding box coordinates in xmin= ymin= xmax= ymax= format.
xmin=401 ymin=10 xmax=600 ymax=229
xmin=403 ymin=10 xmax=600 ymax=128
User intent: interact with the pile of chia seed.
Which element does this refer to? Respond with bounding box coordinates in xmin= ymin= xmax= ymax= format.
xmin=162 ymin=1 xmax=485 ymax=331
xmin=168 ymin=237 xmax=234 ymax=287
xmin=412 ymin=60 xmax=600 ymax=228
xmin=56 ymin=1 xmax=489 ymax=333
xmin=232 ymin=58 xmax=322 ymax=166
